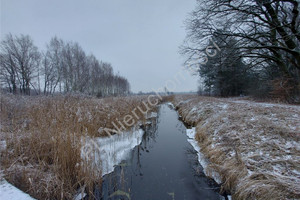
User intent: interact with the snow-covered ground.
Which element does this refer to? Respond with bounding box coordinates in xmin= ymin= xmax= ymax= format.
xmin=0 ymin=179 xmax=35 ymax=200
xmin=173 ymin=95 xmax=300 ymax=199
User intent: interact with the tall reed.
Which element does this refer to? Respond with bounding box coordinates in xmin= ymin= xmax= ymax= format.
xmin=0 ymin=94 xmax=159 ymax=199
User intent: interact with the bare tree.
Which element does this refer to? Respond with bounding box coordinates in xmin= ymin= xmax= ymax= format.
xmin=86 ymin=54 xmax=103 ymax=96
xmin=43 ymin=37 xmax=65 ymax=95
xmin=1 ymin=34 xmax=130 ymax=97
xmin=0 ymin=34 xmax=40 ymax=95
xmin=182 ymin=0 xmax=300 ymax=100
xmin=0 ymin=52 xmax=17 ymax=93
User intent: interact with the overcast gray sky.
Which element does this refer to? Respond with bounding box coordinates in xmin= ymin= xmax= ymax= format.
xmin=1 ymin=0 xmax=198 ymax=93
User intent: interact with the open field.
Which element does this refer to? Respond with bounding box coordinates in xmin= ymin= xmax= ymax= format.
xmin=1 ymin=93 xmax=299 ymax=200
xmin=0 ymin=94 xmax=159 ymax=199
xmin=172 ymin=95 xmax=300 ymax=200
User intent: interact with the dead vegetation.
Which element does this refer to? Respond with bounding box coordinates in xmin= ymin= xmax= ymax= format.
xmin=172 ymin=95 xmax=300 ymax=200
xmin=0 ymin=94 xmax=159 ymax=199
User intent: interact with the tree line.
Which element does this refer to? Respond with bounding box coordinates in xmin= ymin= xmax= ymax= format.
xmin=182 ymin=0 xmax=300 ymax=102
xmin=0 ymin=34 xmax=130 ymax=97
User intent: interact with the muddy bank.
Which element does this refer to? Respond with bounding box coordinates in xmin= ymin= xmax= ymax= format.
xmin=171 ymin=95 xmax=300 ymax=200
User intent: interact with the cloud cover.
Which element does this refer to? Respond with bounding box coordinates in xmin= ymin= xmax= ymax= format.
xmin=1 ymin=0 xmax=198 ymax=92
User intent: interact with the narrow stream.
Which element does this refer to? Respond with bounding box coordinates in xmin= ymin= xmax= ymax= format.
xmin=99 ymin=104 xmax=223 ymax=200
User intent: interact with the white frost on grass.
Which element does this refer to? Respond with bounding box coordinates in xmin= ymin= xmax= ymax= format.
xmin=0 ymin=179 xmax=35 ymax=200
xmin=174 ymin=95 xmax=300 ymax=199
xmin=186 ymin=127 xmax=222 ymax=184
xmin=82 ymin=129 xmax=145 ymax=176
xmin=229 ymin=99 xmax=300 ymax=110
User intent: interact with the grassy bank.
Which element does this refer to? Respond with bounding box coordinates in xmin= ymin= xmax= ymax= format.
xmin=172 ymin=95 xmax=300 ymax=200
xmin=0 ymin=94 xmax=159 ymax=199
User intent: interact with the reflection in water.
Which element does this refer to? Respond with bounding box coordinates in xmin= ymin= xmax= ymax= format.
xmin=98 ymin=105 xmax=223 ymax=200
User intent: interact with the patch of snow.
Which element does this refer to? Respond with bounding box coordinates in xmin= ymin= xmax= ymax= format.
xmin=73 ymin=191 xmax=87 ymax=200
xmin=0 ymin=140 xmax=6 ymax=151
xmin=147 ymin=112 xmax=157 ymax=119
xmin=0 ymin=179 xmax=35 ymax=200
xmin=87 ymin=112 xmax=92 ymax=122
xmin=221 ymin=104 xmax=228 ymax=109
xmin=186 ymin=128 xmax=222 ymax=184
xmin=292 ymin=114 xmax=299 ymax=118
xmin=291 ymin=169 xmax=300 ymax=176
xmin=261 ymin=136 xmax=267 ymax=142
xmin=288 ymin=125 xmax=297 ymax=131
xmin=190 ymin=107 xmax=197 ymax=112
xmin=166 ymin=102 xmax=174 ymax=108
xmin=186 ymin=127 xmax=196 ymax=139
xmin=82 ymin=129 xmax=145 ymax=176
xmin=286 ymin=141 xmax=298 ymax=149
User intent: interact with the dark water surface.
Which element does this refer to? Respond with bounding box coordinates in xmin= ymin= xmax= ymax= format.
xmin=100 ymin=104 xmax=223 ymax=200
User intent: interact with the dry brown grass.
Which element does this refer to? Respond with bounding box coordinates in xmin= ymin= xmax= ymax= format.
xmin=172 ymin=95 xmax=300 ymax=200
xmin=0 ymin=94 xmax=159 ymax=199
xmin=161 ymin=95 xmax=175 ymax=103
